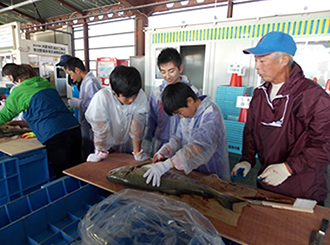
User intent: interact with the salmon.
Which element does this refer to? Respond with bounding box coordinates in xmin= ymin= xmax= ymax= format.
xmin=106 ymin=163 xmax=243 ymax=210
xmin=0 ymin=126 xmax=31 ymax=137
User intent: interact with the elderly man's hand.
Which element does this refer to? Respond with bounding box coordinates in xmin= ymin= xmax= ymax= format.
xmin=258 ymin=163 xmax=291 ymax=186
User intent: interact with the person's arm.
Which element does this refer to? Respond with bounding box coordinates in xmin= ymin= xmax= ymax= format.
xmin=130 ymin=91 xmax=150 ymax=161
xmin=0 ymin=92 xmax=26 ymax=126
xmin=93 ymin=121 xmax=109 ymax=151
xmin=144 ymin=92 xmax=158 ymax=141
xmin=170 ymin=112 xmax=220 ymax=175
xmin=285 ymin=93 xmax=330 ymax=175
xmin=239 ymin=94 xmax=257 ymax=167
xmin=84 ymin=90 xmax=111 ymax=152
xmin=79 ymin=79 xmax=101 ymax=113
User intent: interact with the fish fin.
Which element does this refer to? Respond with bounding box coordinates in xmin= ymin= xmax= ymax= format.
xmin=214 ymin=195 xmax=244 ymax=211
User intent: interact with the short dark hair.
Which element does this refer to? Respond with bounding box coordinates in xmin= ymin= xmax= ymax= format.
xmin=110 ymin=65 xmax=141 ymax=97
xmin=2 ymin=63 xmax=37 ymax=82
xmin=2 ymin=63 xmax=20 ymax=81
xmin=16 ymin=64 xmax=37 ymax=81
xmin=162 ymin=82 xmax=198 ymax=116
xmin=157 ymin=48 xmax=182 ymax=69
xmin=64 ymin=57 xmax=86 ymax=72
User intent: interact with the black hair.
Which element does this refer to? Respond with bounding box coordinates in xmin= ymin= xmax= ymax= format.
xmin=162 ymin=82 xmax=198 ymax=116
xmin=2 ymin=63 xmax=20 ymax=82
xmin=2 ymin=63 xmax=37 ymax=83
xmin=157 ymin=48 xmax=182 ymax=69
xmin=63 ymin=57 xmax=86 ymax=72
xmin=110 ymin=65 xmax=142 ymax=97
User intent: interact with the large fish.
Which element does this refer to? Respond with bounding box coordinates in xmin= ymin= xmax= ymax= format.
xmin=0 ymin=125 xmax=31 ymax=137
xmin=106 ymin=163 xmax=243 ymax=210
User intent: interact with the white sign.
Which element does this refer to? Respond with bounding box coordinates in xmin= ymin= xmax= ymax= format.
xmin=32 ymin=43 xmax=66 ymax=55
xmin=227 ymin=63 xmax=246 ymax=76
xmin=236 ymin=96 xmax=252 ymax=109
xmin=0 ymin=25 xmax=15 ymax=50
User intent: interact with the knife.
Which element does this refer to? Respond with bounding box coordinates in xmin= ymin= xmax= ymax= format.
xmin=243 ymin=196 xmax=294 ymax=204
xmin=309 ymin=218 xmax=329 ymax=245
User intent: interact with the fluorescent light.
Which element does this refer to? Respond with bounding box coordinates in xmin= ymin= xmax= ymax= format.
xmin=89 ymin=13 xmax=94 ymax=21
xmin=98 ymin=11 xmax=104 ymax=19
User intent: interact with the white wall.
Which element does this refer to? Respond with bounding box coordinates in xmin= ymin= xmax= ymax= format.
xmin=145 ymin=11 xmax=330 ymax=101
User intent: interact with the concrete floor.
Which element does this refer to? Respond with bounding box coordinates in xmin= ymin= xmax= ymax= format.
xmin=228 ymin=153 xmax=330 ymax=208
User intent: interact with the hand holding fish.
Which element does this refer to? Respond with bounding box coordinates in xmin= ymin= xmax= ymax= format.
xmin=143 ymin=159 xmax=173 ymax=186
xmin=152 ymin=146 xmax=169 ymax=163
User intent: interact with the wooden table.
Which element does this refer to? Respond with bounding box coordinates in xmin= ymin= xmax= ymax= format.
xmin=64 ymin=152 xmax=330 ymax=245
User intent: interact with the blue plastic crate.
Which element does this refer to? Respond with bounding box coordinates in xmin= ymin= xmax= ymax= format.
xmin=14 ymin=148 xmax=49 ymax=192
xmin=0 ymin=148 xmax=50 ymax=204
xmin=224 ymin=120 xmax=245 ymax=155
xmin=0 ymin=176 xmax=109 ymax=245
xmin=0 ymin=157 xmax=21 ymax=206
xmin=216 ymin=85 xmax=254 ymax=120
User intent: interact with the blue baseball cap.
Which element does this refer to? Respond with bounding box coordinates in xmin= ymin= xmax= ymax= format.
xmin=56 ymin=54 xmax=72 ymax=67
xmin=243 ymin=31 xmax=297 ymax=56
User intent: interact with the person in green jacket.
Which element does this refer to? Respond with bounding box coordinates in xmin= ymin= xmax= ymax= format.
xmin=1 ymin=63 xmax=82 ymax=178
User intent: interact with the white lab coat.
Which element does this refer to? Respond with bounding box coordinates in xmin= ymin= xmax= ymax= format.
xmin=85 ymin=85 xmax=149 ymax=153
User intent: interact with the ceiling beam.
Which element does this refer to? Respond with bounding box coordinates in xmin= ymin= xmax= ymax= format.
xmin=53 ymin=0 xmax=84 ymax=14
xmin=0 ymin=2 xmax=45 ymax=23
xmin=20 ymin=0 xmax=232 ymax=32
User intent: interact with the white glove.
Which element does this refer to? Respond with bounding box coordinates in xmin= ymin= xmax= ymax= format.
xmin=87 ymin=153 xmax=101 ymax=162
xmin=258 ymin=163 xmax=291 ymax=186
xmin=86 ymin=149 xmax=109 ymax=162
xmin=231 ymin=161 xmax=251 ymax=178
xmin=152 ymin=146 xmax=169 ymax=163
xmin=68 ymin=98 xmax=82 ymax=109
xmin=143 ymin=159 xmax=172 ymax=187
xmin=133 ymin=149 xmax=150 ymax=161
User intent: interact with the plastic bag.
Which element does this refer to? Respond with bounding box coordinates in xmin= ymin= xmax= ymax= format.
xmin=76 ymin=189 xmax=225 ymax=245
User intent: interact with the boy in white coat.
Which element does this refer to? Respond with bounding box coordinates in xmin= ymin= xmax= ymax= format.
xmin=85 ymin=65 xmax=150 ymax=162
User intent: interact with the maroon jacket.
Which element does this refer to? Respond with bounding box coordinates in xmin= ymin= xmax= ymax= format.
xmin=241 ymin=62 xmax=330 ymax=202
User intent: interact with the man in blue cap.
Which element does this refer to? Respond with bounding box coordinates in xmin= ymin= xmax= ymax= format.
xmin=231 ymin=31 xmax=330 ymax=205
xmin=56 ymin=54 xmax=81 ymax=90
xmin=56 ymin=54 xmax=80 ymax=120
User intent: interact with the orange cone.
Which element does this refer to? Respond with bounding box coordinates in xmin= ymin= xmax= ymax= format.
xmin=325 ymin=79 xmax=330 ymax=94
xmin=229 ymin=73 xmax=238 ymax=87
xmin=313 ymin=77 xmax=317 ymax=82
xmin=238 ymin=93 xmax=249 ymax=123
xmin=237 ymin=75 xmax=242 ymax=87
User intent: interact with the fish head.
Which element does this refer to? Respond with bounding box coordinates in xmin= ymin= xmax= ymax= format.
xmin=107 ymin=164 xmax=153 ymax=182
xmin=108 ymin=165 xmax=134 ymax=179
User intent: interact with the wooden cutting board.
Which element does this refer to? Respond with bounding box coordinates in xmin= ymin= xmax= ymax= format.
xmin=63 ymin=152 xmax=330 ymax=245
xmin=0 ymin=137 xmax=44 ymax=156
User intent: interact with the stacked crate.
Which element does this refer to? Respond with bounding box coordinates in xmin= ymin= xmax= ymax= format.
xmin=0 ymin=176 xmax=110 ymax=244
xmin=0 ymin=148 xmax=49 ymax=205
xmin=215 ymin=85 xmax=254 ymax=155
